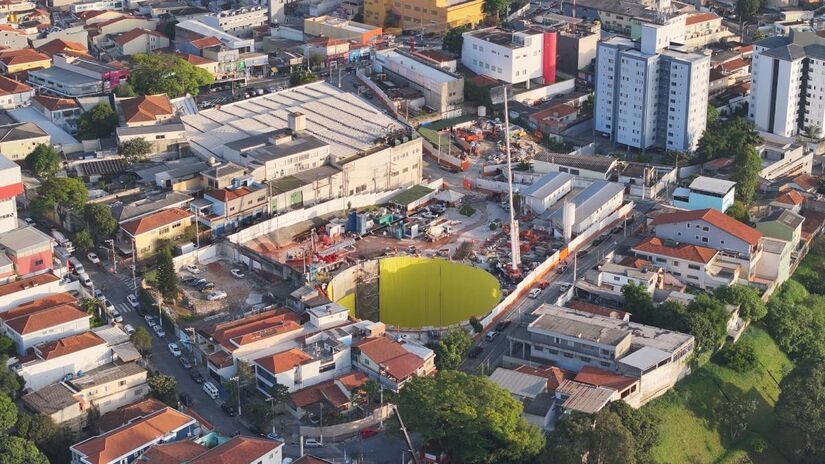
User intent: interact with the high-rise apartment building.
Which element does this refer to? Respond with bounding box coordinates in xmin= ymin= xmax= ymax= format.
xmin=749 ymin=31 xmax=825 ymax=138
xmin=594 ymin=23 xmax=710 ymax=152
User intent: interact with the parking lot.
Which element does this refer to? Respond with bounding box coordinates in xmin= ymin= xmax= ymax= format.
xmin=180 ymin=260 xmax=269 ymax=314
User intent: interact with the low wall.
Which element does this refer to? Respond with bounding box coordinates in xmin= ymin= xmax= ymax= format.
xmin=172 ymin=243 xmax=222 ymax=270
xmin=299 ymin=405 xmax=394 ymax=441
xmin=512 ymin=79 xmax=575 ymax=104
xmin=356 ymin=69 xmax=400 ymax=119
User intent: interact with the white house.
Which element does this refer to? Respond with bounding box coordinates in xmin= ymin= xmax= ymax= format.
xmin=1 ymin=295 xmax=89 ymax=355
xmin=16 ymin=331 xmax=110 ymax=390
xmin=672 ymin=176 xmax=736 ymax=213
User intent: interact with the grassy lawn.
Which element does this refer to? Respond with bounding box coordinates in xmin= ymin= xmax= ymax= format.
xmin=648 ymin=326 xmax=794 ymax=464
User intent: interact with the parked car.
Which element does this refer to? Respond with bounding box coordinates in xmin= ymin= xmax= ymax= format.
xmin=185 ymin=264 xmax=201 ymax=274
xmin=266 ymin=432 xmax=284 ymax=441
xmin=206 ymin=290 xmax=227 ymax=301
xmin=104 ymin=301 xmax=115 ymax=314
xmin=199 ymin=282 xmax=216 ymax=292
xmin=179 ymin=357 xmax=192 ymax=369
xmin=221 ymin=402 xmax=237 ymax=417
xmin=485 ymin=331 xmax=498 ymax=341
xmin=86 ymin=252 xmax=100 ymax=264
xmin=144 ymin=315 xmax=157 ymax=328
xmin=168 ymin=343 xmax=182 ymax=357
xmin=230 ymin=269 xmax=245 ymax=279
xmin=78 ymin=272 xmax=93 ymax=288
xmin=203 ymin=381 xmax=219 ymax=399
xmin=24 ymin=217 xmax=33 ymax=225
xmin=94 ymin=289 xmax=106 ymax=301
xmin=127 ymin=294 xmax=140 ymax=309
xmin=495 ymin=320 xmax=511 ymax=331
xmin=559 ymin=283 xmax=571 ymax=292
xmin=360 ymin=428 xmax=379 ymax=439
xmin=557 ymin=265 xmax=569 ymax=274
xmin=537 ymin=280 xmax=550 ymax=290
xmin=123 ymin=324 xmax=135 ymax=335
xmin=190 ymin=370 xmax=205 ymax=384
xmin=528 ymin=288 xmax=542 ymax=299
xmin=468 ymin=346 xmax=483 ymax=358
xmin=154 ymin=324 xmax=166 ymax=337
xmin=111 ymin=309 xmax=123 ymax=323
xmin=179 ymin=392 xmax=193 ymax=407
xmin=191 ymin=278 xmax=207 ymax=287
xmin=304 ymin=438 xmax=323 ymax=448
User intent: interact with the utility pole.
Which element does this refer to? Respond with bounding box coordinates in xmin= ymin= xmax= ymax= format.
xmin=502 ymin=87 xmax=521 ymax=270
xmin=231 ymin=376 xmax=242 ymax=416
xmin=131 ymin=238 xmax=137 ymax=295
xmin=106 ymin=239 xmax=117 ymax=273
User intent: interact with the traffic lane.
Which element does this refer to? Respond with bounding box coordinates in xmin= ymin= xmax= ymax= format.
xmin=283 ymin=430 xmax=409 ymax=463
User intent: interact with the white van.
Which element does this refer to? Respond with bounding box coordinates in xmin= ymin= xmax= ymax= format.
xmin=202 ymin=381 xmax=220 ymax=400
xmin=78 ymin=271 xmax=93 ymax=288
xmin=69 ymin=257 xmax=85 ymax=275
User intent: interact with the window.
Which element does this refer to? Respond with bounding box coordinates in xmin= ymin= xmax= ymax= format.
xmin=158 ymin=227 xmax=170 ymax=234
xmin=688 ymin=264 xmax=700 ymax=270
xmin=34 ymin=259 xmax=43 ymax=266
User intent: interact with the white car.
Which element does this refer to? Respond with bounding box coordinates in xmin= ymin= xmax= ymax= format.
xmin=304 ymin=438 xmax=323 ymax=448
xmin=230 ymin=268 xmax=245 ymax=279
xmin=87 ymin=252 xmax=100 ymax=264
xmin=127 ymin=294 xmax=140 ymax=309
xmin=153 ymin=324 xmax=166 ymax=337
xmin=104 ymin=301 xmax=115 ymax=314
xmin=528 ymin=288 xmax=542 ymax=299
xmin=111 ymin=309 xmax=123 ymax=323
xmin=207 ymin=290 xmax=228 ymax=301
xmin=144 ymin=314 xmax=157 ymax=328
xmin=94 ymin=289 xmax=106 ymax=302
xmin=123 ymin=324 xmax=135 ymax=335
xmin=185 ymin=264 xmax=201 ymax=274
xmin=168 ymin=342 xmax=182 ymax=357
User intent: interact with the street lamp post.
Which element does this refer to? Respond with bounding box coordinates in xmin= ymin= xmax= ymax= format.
xmin=231 ymin=376 xmax=242 ymax=416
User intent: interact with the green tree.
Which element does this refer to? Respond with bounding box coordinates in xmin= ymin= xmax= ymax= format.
xmin=128 ymin=53 xmax=214 ymax=97
xmin=118 ymin=138 xmax=152 ymax=163
xmin=469 ymin=316 xmax=483 ymax=333
xmin=0 ymin=336 xmax=12 ymax=357
xmin=269 ymin=383 xmax=290 ymax=404
xmin=622 ymin=282 xmax=655 ymax=324
xmin=435 ymin=328 xmax=473 ymax=370
xmin=726 ymin=201 xmax=750 ymax=224
xmin=33 ymin=177 xmax=87 ymax=222
xmin=163 ymin=19 xmax=179 ymax=40
xmin=687 ymin=294 xmax=729 ymax=346
xmin=40 ymin=428 xmax=75 ymax=464
xmin=609 ymin=401 xmax=661 ymax=463
xmin=442 ymin=25 xmax=470 ymax=55
xmin=114 ymin=83 xmax=136 ymax=97
xmin=148 ymin=374 xmax=178 ymax=407
xmin=732 ymin=145 xmax=761 ymax=203
xmin=237 ymin=360 xmax=255 ymax=391
xmin=714 ymin=284 xmax=767 ymax=321
xmin=25 ymin=144 xmax=61 ymax=178
xmin=0 ymin=436 xmax=48 ymax=464
xmin=224 ymin=378 xmax=239 ymax=410
xmin=718 ymin=341 xmax=758 ymax=372
xmin=697 ymin=117 xmax=761 ymax=163
xmin=718 ymin=391 xmax=757 ymax=441
xmin=290 ymin=70 xmax=316 ymax=87
xmin=76 ymin=103 xmax=118 ymax=140
xmin=483 ymin=0 xmax=509 ymax=20
xmin=0 ymin=394 xmax=16 ymax=432
xmin=549 ymin=410 xmax=637 ymax=464
xmin=397 ymin=371 xmax=545 ymax=464
xmin=73 ymin=230 xmax=94 ymax=253
xmin=0 ymin=356 xmax=21 ymax=396
xmin=777 ymin=360 xmax=825 ymax=461
xmin=736 ymin=0 xmax=761 ymax=22
xmin=156 ymin=247 xmax=178 ymax=302
xmin=15 ymin=414 xmax=57 ymax=446
xmin=707 ymin=104 xmax=720 ymax=126
xmin=84 ymin=203 xmax=117 ymax=242
xmin=131 ymin=326 xmax=153 ymax=354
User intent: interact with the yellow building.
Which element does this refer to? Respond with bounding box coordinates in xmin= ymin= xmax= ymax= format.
xmin=364 ymin=0 xmax=484 ymax=32
xmin=121 ymin=207 xmax=194 ymax=260
xmin=0 ymin=49 xmax=51 ymax=74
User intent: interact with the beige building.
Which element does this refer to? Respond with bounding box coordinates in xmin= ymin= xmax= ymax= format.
xmin=304 ymin=16 xmax=382 ymax=45
xmin=0 ymin=122 xmax=50 ymax=161
xmin=684 ymin=12 xmax=733 ymax=49
xmin=375 ymin=48 xmax=464 ymax=115
xmin=113 ymin=28 xmax=170 ymax=58
xmin=120 ymin=207 xmax=194 ymax=260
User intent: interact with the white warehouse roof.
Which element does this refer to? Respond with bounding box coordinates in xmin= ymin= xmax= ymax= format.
xmin=522 ymin=171 xmax=574 ymax=199
xmin=688 ymin=176 xmax=736 ymax=195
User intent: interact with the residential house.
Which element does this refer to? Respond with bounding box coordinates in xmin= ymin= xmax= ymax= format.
xmin=16 ymin=331 xmax=109 ymax=390
xmin=683 ymin=12 xmax=733 ymax=49
xmin=36 ymin=38 xmax=93 ymax=59
xmin=770 ymin=190 xmax=805 ymax=213
xmin=140 ymin=436 xmax=283 ymax=464
xmin=192 ymin=176 xmax=268 ymax=236
xmin=288 ymin=371 xmax=368 ymax=418
xmin=201 ymin=162 xmax=245 ymax=190
xmin=756 ymin=209 xmax=804 ymax=250
xmin=115 ymin=123 xmax=187 ymax=159
xmin=508 ymin=304 xmax=694 ymax=407
xmin=0 ymin=273 xmax=82 ymax=313
xmin=118 ymin=94 xmax=175 ymax=127
xmin=0 ymin=25 xmax=28 ymax=50
xmin=134 ymin=158 xmax=210 ymax=192
xmin=631 ymin=237 xmax=739 ymax=290
xmin=175 ymin=52 xmax=218 ymax=78
xmin=351 ymin=335 xmax=436 ymax=392
xmin=786 ymin=174 xmax=819 ymax=194
xmin=672 ymin=176 xmax=736 ymax=213
xmin=0 ymin=75 xmax=34 ymax=109
xmin=0 ymin=294 xmax=88 ymax=354
xmin=758 ymin=138 xmax=812 ymax=183
xmin=86 ymin=15 xmax=158 ymax=51
xmin=0 ymin=122 xmax=50 ymax=161
xmin=21 ymin=362 xmax=148 ymax=433
xmin=580 ymin=261 xmax=661 ymax=298
xmin=112 ymin=28 xmax=169 ymax=57
xmin=120 ymin=207 xmax=194 ymax=260
xmin=32 ymin=95 xmax=83 ymax=134
xmin=0 ymin=226 xmax=55 ymax=276
xmin=0 ymin=153 xmax=22 ymax=235
xmin=95 ymin=398 xmax=166 ymax=433
xmin=0 ymin=49 xmax=51 ymax=74
xmin=201 ymin=6 xmax=267 ymax=38
xmin=69 ymin=407 xmax=197 ymax=464
xmin=111 ymin=192 xmax=192 ymax=225
xmin=174 ymin=19 xmax=254 ymax=55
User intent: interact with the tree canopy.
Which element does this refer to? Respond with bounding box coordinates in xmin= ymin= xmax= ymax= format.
xmin=549 ymin=409 xmax=637 ymax=464
xmin=83 ymin=203 xmax=118 ymax=242
xmin=32 ymin=177 xmax=87 ymax=219
xmin=435 ymin=328 xmax=473 ymax=370
xmin=76 ymin=103 xmax=119 ymax=141
xmin=443 ymin=25 xmax=470 ymax=55
xmin=726 ymin=201 xmax=750 ymax=224
xmin=776 ymin=360 xmax=825 ymax=461
xmin=128 ymin=53 xmax=214 ymax=97
xmin=696 ymin=117 xmax=761 ymax=163
xmin=0 ymin=394 xmax=16 ymax=432
xmin=15 ymin=414 xmax=57 ymax=446
xmin=0 ymin=436 xmax=48 ymax=464
xmin=149 ymin=374 xmax=178 ymax=407
xmin=483 ymin=0 xmax=509 ymax=20
xmin=397 ymin=370 xmax=545 ymax=464
xmin=131 ymin=326 xmax=153 ymax=354
xmin=25 ymin=144 xmax=61 ymax=178
xmin=156 ymin=247 xmax=178 ymax=302
xmin=732 ymin=145 xmax=761 ymax=203
xmin=714 ymin=285 xmax=767 ymax=321
xmin=290 ymin=70 xmax=316 ymax=87
xmin=118 ymin=138 xmax=152 ymax=164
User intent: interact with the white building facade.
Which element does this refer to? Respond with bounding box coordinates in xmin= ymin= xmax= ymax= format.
xmin=461 ymin=28 xmax=555 ymax=86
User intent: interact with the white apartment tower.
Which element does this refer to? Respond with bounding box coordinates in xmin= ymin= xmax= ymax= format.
xmin=595 ymin=23 xmax=710 ymax=152
xmin=749 ymin=31 xmax=825 ymax=138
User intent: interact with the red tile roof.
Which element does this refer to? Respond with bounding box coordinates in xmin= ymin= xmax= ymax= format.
xmin=566 ymin=300 xmax=630 ymax=320
xmin=190 ymin=36 xmax=221 ymax=49
xmin=0 ymin=49 xmax=50 ymax=66
xmin=513 ymin=364 xmax=575 ymax=392
xmin=337 ymin=371 xmax=368 ymax=391
xmin=207 ymin=308 xmax=302 ymax=351
xmin=774 ymin=190 xmax=805 ymax=206
xmin=721 ymin=57 xmax=750 ymax=73
xmin=353 ymin=336 xmax=426 ymax=381
xmin=3 ymin=303 xmax=88 ymax=336
xmin=255 ymin=347 xmax=314 ymax=374
xmin=97 ymin=398 xmax=167 ymax=433
xmin=791 ymin=174 xmax=819 ymax=192
xmin=650 ymin=208 xmax=763 ymax=245
xmin=141 ymin=441 xmax=206 ymax=464
xmin=633 ymin=236 xmax=718 ymax=264
xmin=119 ymin=94 xmax=174 ymax=124
xmin=0 ymin=75 xmax=31 ymax=96
xmin=191 ymin=436 xmax=281 ymax=464
xmin=114 ymin=28 xmax=166 ymax=46
xmin=121 ymin=207 xmax=192 ymax=237
xmin=207 ymin=186 xmax=260 ymax=202
xmin=0 ymin=273 xmax=59 ymax=297
xmin=175 ymin=52 xmax=215 ymax=66
xmin=6 ymin=293 xmax=77 ymax=314
xmin=686 ymin=12 xmax=721 ymax=25
xmin=574 ymin=365 xmax=638 ymax=392
xmin=72 ymin=407 xmax=195 ymax=464
xmin=294 ymin=457 xmax=335 ymax=464
xmin=35 ymin=331 xmax=105 ymax=360
xmin=34 ymin=95 xmax=79 ymax=111
xmin=36 ymin=38 xmax=91 ymax=58
xmin=704 ymin=157 xmax=733 ymax=170
xmin=290 ymin=378 xmax=351 ymax=410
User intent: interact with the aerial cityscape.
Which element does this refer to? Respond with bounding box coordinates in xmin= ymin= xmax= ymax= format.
xmin=0 ymin=0 xmax=819 ymax=462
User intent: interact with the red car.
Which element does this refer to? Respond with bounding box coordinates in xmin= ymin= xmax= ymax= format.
xmin=360 ymin=428 xmax=379 ymax=439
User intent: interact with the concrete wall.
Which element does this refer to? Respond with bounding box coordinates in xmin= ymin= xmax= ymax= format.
xmin=299 ymin=404 xmax=393 ymax=440
xmin=512 ymin=79 xmax=575 ymax=104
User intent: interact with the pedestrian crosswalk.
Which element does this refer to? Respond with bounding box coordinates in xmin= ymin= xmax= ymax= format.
xmin=118 ymin=274 xmax=142 ymax=292
xmin=116 ymin=302 xmax=137 ymax=314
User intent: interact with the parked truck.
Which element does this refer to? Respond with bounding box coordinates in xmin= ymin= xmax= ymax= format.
xmin=51 ymin=229 xmax=74 ymax=253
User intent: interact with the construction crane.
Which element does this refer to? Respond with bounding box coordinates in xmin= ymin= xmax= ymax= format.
xmin=501 ymin=86 xmax=521 ymax=271
xmin=391 ymin=404 xmax=420 ymax=464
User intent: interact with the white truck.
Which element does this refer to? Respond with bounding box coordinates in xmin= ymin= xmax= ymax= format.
xmin=51 ymin=229 xmax=74 ymax=253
